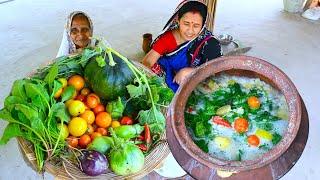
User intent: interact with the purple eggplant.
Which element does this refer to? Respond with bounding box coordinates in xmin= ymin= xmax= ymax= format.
xmin=79 ymin=150 xmax=108 ymax=176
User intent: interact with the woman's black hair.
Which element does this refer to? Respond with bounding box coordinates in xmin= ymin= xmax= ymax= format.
xmin=177 ymin=1 xmax=207 ymax=25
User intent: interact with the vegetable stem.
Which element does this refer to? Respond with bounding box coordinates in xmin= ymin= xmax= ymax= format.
xmin=107 ymin=48 xmax=158 ymax=120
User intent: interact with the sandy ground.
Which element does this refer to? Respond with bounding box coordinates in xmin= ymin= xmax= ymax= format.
xmin=0 ymin=0 xmax=319 ymax=179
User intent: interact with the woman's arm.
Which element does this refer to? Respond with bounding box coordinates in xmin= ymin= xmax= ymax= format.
xmin=173 ymin=67 xmax=194 ymax=85
xmin=142 ymin=49 xmax=161 ymax=68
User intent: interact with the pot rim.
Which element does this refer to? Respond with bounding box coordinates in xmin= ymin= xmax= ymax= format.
xmin=169 ymin=55 xmax=301 ymax=172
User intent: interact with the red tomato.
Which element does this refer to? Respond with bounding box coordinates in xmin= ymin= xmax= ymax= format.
xmin=87 ymin=93 xmax=100 ymax=103
xmin=75 ymin=94 xmax=86 ymax=102
xmin=79 ymin=134 xmax=91 ymax=148
xmin=90 ymin=132 xmax=102 ymax=140
xmin=120 ymin=116 xmax=133 ymax=125
xmin=67 ymin=136 xmax=78 ymax=148
xmin=96 ymin=127 xmax=108 ymax=136
xmin=86 ymin=95 xmax=98 ymax=109
xmin=92 ymin=104 xmax=105 ymax=114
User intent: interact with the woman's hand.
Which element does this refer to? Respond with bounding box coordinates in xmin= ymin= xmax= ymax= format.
xmin=142 ymin=49 xmax=161 ymax=68
xmin=173 ymin=67 xmax=194 ymax=85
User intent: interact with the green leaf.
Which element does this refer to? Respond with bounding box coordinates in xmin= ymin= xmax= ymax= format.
xmin=272 ymin=133 xmax=282 ymax=145
xmin=106 ymin=97 xmax=125 ymax=119
xmin=126 ymin=83 xmax=146 ymax=98
xmin=0 ymin=123 xmax=23 ymax=145
xmin=157 ymin=87 xmax=174 ymax=105
xmin=61 ymin=86 xmax=76 ymax=102
xmin=137 ymin=107 xmax=165 ymax=133
xmin=50 ymin=80 xmax=62 ymax=101
xmin=30 ymin=117 xmax=46 ymax=137
xmin=24 ymin=82 xmax=50 ymax=105
xmin=149 ymin=85 xmax=160 ymax=104
xmin=16 ymin=111 xmax=31 ymax=126
xmin=51 ymin=102 xmax=70 ymax=123
xmin=237 ymin=149 xmax=243 ymax=161
xmin=80 ymin=48 xmax=99 ymax=67
xmin=11 ymin=80 xmax=27 ymax=100
xmin=31 ymin=95 xmax=47 ymax=113
xmin=95 ymin=55 xmax=106 ymax=67
xmin=0 ymin=109 xmax=19 ymax=124
xmin=195 ymin=121 xmax=206 ymax=137
xmin=4 ymin=96 xmax=26 ymax=111
xmin=194 ymin=139 xmax=209 ymax=153
xmin=44 ymin=64 xmax=58 ymax=88
xmin=14 ymin=104 xmax=38 ymax=120
xmin=148 ymin=123 xmax=165 ymax=134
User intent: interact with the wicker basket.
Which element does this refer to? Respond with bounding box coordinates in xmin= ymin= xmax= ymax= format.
xmin=16 ymin=57 xmax=170 ymax=179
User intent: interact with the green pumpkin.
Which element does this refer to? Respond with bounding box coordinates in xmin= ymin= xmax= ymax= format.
xmin=84 ymin=52 xmax=134 ymax=101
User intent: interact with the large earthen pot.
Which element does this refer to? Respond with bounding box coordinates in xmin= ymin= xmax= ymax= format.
xmin=166 ymin=56 xmax=302 ymax=175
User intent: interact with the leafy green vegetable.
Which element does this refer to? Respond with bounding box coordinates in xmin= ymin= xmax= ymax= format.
xmin=106 ymin=97 xmax=125 ymax=119
xmin=0 ymin=123 xmax=23 ymax=145
xmin=60 ymin=86 xmax=76 ymax=102
xmin=237 ymin=149 xmax=243 ymax=161
xmin=272 ymin=133 xmax=282 ymax=145
xmin=0 ymin=71 xmax=70 ymax=171
xmin=194 ymin=139 xmax=209 ymax=153
xmin=95 ymin=55 xmax=106 ymax=67
xmin=44 ymin=64 xmax=58 ymax=90
xmin=137 ymin=107 xmax=165 ymax=134
xmin=195 ymin=121 xmax=206 ymax=137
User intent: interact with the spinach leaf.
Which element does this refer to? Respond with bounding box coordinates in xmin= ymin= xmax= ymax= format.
xmin=4 ymin=96 xmax=26 ymax=111
xmin=256 ymin=122 xmax=273 ymax=131
xmin=195 ymin=121 xmax=206 ymax=137
xmin=194 ymin=139 xmax=209 ymax=153
xmin=14 ymin=104 xmax=38 ymax=120
xmin=259 ymin=144 xmax=271 ymax=151
xmin=255 ymin=111 xmax=279 ymax=122
xmin=0 ymin=123 xmax=23 ymax=145
xmin=44 ymin=64 xmax=58 ymax=90
xmin=24 ymin=82 xmax=50 ymax=107
xmin=11 ymin=80 xmax=27 ymax=100
xmin=51 ymin=80 xmax=62 ymax=100
xmin=30 ymin=117 xmax=46 ymax=137
xmin=237 ymin=149 xmax=243 ymax=161
xmin=30 ymin=95 xmax=47 ymax=114
xmin=50 ymin=102 xmax=70 ymax=123
xmin=60 ymin=85 xmax=76 ymax=102
xmin=272 ymin=133 xmax=282 ymax=145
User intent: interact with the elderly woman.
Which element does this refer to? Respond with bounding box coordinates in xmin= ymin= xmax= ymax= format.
xmin=56 ymin=11 xmax=96 ymax=57
xmin=143 ymin=0 xmax=222 ymax=92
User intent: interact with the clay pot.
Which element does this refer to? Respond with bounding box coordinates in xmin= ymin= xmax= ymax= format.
xmin=167 ymin=56 xmax=302 ymax=173
xmin=142 ymin=33 xmax=152 ymax=54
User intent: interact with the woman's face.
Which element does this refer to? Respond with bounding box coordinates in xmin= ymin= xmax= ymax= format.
xmin=70 ymin=16 xmax=92 ymax=49
xmin=178 ymin=12 xmax=203 ymax=41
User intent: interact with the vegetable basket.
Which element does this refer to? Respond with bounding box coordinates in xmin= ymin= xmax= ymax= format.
xmin=15 ymin=54 xmax=171 ymax=179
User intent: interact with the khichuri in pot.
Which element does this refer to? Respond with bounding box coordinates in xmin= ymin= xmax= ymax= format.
xmin=185 ymin=74 xmax=289 ymax=161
